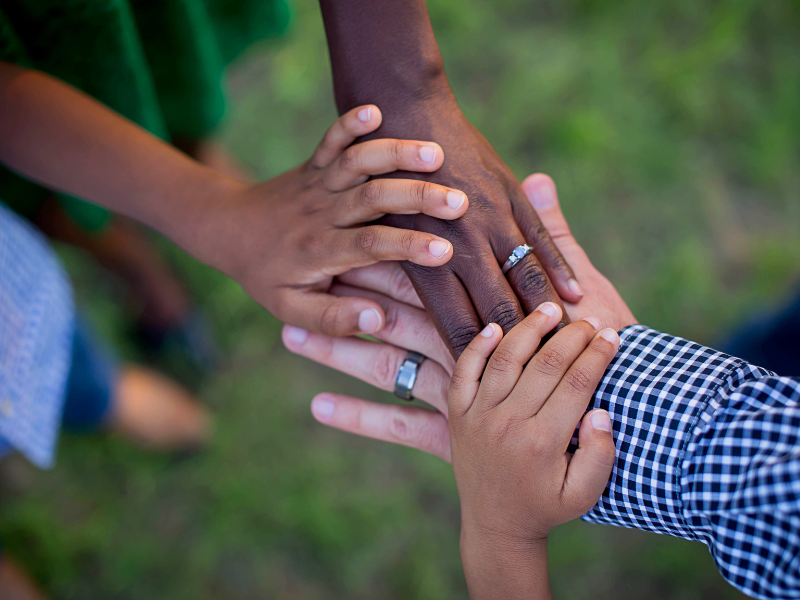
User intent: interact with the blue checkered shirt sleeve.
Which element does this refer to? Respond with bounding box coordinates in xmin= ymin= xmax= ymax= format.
xmin=583 ymin=324 xmax=799 ymax=600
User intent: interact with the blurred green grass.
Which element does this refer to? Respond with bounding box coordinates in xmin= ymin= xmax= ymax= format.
xmin=2 ymin=0 xmax=799 ymax=598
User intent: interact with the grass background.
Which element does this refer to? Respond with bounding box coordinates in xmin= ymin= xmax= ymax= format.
xmin=2 ymin=0 xmax=799 ymax=598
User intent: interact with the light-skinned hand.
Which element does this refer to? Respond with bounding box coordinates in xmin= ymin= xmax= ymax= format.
xmin=282 ymin=174 xmax=635 ymax=458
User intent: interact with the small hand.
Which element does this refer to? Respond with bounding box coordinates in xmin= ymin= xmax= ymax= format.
xmin=451 ymin=308 xmax=618 ymax=599
xmin=199 ymin=105 xmax=468 ymax=337
xmin=283 ymin=174 xmax=634 ymax=458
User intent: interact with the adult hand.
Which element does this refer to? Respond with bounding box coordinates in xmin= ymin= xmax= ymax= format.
xmin=282 ymin=174 xmax=636 ymax=460
xmin=320 ymin=0 xmax=582 ymax=357
xmin=374 ymin=99 xmax=584 ymax=356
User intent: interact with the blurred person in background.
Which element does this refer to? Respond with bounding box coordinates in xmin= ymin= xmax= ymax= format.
xmin=0 ymin=0 xmax=294 ymax=371
xmin=0 ymin=55 xmax=474 ymax=596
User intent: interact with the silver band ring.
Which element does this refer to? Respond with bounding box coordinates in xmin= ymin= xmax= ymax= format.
xmin=502 ymin=244 xmax=533 ymax=274
xmin=394 ymin=351 xmax=426 ymax=401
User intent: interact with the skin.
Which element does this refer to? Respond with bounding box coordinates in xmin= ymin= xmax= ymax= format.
xmin=0 ymin=62 xmax=471 ymax=337
xmin=282 ymin=174 xmax=636 ymax=459
xmin=319 ymin=0 xmax=584 ymax=357
xmin=451 ymin=311 xmax=618 ymax=599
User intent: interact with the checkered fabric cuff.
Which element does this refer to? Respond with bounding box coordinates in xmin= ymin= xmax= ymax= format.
xmin=580 ymin=325 xmax=800 ymax=600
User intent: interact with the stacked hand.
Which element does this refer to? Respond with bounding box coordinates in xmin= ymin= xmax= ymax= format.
xmin=452 ymin=304 xmax=618 ymax=599
xmin=191 ymin=104 xmax=469 ymax=337
xmin=282 ymin=174 xmax=636 ymax=459
xmin=371 ymin=102 xmax=586 ymax=355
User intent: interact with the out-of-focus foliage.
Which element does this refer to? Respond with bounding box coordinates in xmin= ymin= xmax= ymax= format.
xmin=1 ymin=0 xmax=798 ymax=598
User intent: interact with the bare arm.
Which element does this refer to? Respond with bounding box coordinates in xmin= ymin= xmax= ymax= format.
xmin=0 ymin=62 xmax=233 ymax=248
xmin=319 ymin=0 xmax=582 ymax=356
xmin=0 ymin=62 xmax=471 ymax=338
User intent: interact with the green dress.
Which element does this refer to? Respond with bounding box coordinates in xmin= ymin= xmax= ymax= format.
xmin=0 ymin=0 xmax=290 ymax=230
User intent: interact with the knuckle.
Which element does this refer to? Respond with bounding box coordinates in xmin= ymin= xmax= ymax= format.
xmin=380 ymin=302 xmax=403 ymax=339
xmin=339 ymin=145 xmax=361 ymax=172
xmin=320 ymin=126 xmax=337 ymax=150
xmin=448 ymin=370 xmax=470 ymax=393
xmin=516 ymin=264 xmax=551 ymax=298
xmin=373 ymin=347 xmax=403 ymax=388
xmin=486 ymin=416 xmax=519 ymax=447
xmin=389 ymin=415 xmax=409 ymax=440
xmin=534 ymin=345 xmax=569 ymax=377
xmin=355 ymin=229 xmax=379 ymax=255
xmin=486 ymin=299 xmax=522 ymax=332
xmin=414 ymin=181 xmax=436 ymax=208
xmin=587 ymin=338 xmax=614 ymax=360
xmin=417 ymin=421 xmax=448 ymax=453
xmin=390 ymin=267 xmax=416 ymax=302
xmin=359 ymin=180 xmax=383 ymax=207
xmin=488 ymin=347 xmax=521 ymax=375
xmin=446 ymin=323 xmax=482 ymax=358
xmin=319 ymin=302 xmax=344 ymax=335
xmin=400 ymin=230 xmax=418 ymax=255
xmin=565 ymin=366 xmax=593 ymax=394
xmin=390 ymin=139 xmax=406 ymax=164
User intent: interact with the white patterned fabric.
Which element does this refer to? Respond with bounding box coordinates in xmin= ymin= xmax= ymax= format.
xmin=0 ymin=202 xmax=73 ymax=468
xmin=584 ymin=325 xmax=799 ymax=599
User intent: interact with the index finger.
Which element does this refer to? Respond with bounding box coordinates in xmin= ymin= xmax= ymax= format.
xmin=310 ymin=105 xmax=382 ymax=169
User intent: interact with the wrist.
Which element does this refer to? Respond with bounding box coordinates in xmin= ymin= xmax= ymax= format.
xmin=154 ymin=163 xmax=249 ymax=275
xmin=460 ymin=524 xmax=550 ymax=600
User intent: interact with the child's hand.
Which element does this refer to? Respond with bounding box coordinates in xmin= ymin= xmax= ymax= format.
xmin=196 ymin=105 xmax=468 ymax=337
xmin=449 ymin=303 xmax=619 ymax=599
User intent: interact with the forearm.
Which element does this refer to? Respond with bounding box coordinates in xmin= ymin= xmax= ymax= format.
xmin=0 ymin=62 xmax=239 ymax=247
xmin=319 ymin=0 xmax=454 ymax=123
xmin=460 ymin=528 xmax=551 ymax=600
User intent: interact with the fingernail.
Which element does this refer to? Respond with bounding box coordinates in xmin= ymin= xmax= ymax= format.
xmin=583 ymin=316 xmax=601 ymax=330
xmin=536 ymin=302 xmax=559 ymax=317
xmin=446 ymin=190 xmax=466 ymax=211
xmin=358 ymin=308 xmax=382 ymax=333
xmin=284 ymin=325 xmax=308 ymax=346
xmin=599 ymin=328 xmax=619 ymax=344
xmin=530 ymin=180 xmax=557 ymax=210
xmin=480 ymin=324 xmax=495 ymax=337
xmin=590 ymin=410 xmax=612 ymax=432
xmin=568 ymin=278 xmax=584 ymax=297
xmin=429 ymin=239 xmax=451 ymax=258
xmin=357 ymin=107 xmax=371 ymax=122
xmin=312 ymin=396 xmax=336 ymax=420
xmin=419 ymin=145 xmax=438 ymax=164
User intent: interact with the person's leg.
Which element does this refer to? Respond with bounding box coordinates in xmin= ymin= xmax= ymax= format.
xmin=62 ymin=319 xmax=211 ymax=451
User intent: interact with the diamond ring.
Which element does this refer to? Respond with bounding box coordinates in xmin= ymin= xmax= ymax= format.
xmin=501 ymin=244 xmax=533 ymax=274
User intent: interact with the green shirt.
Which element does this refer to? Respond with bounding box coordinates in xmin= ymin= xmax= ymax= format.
xmin=0 ymin=0 xmax=290 ymax=230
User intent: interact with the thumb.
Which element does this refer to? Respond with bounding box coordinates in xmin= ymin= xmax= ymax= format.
xmin=290 ymin=292 xmax=386 ymax=337
xmin=521 ymin=173 xmax=572 ymax=241
xmin=562 ymin=409 xmax=616 ymax=516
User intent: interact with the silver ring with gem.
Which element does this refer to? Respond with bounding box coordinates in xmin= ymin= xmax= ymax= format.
xmin=502 ymin=244 xmax=533 ymax=274
xmin=394 ymin=351 xmax=426 ymax=401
